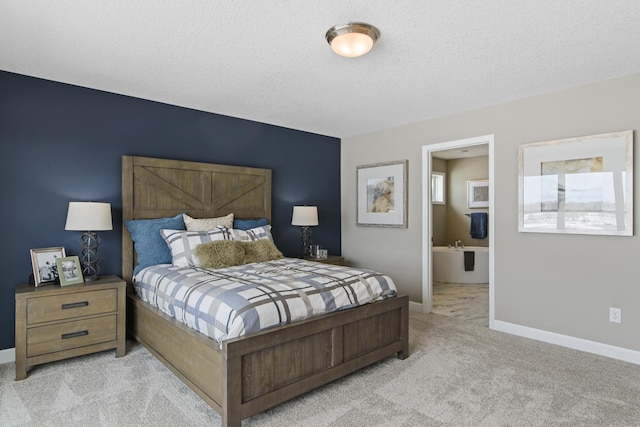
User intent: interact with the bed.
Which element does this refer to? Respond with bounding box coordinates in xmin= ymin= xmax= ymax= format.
xmin=122 ymin=155 xmax=409 ymax=427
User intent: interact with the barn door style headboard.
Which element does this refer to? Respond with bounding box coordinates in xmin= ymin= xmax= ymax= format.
xmin=121 ymin=156 xmax=272 ymax=283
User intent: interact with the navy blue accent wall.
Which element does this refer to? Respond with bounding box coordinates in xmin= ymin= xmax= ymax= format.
xmin=0 ymin=71 xmax=341 ymax=351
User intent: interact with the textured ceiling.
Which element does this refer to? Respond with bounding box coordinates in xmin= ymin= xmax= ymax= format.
xmin=2 ymin=1 xmax=640 ymax=138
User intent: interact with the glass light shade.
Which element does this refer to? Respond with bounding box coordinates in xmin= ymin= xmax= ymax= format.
xmin=291 ymin=206 xmax=319 ymax=226
xmin=65 ymin=202 xmax=113 ymax=231
xmin=331 ymin=33 xmax=374 ymax=57
xmin=325 ymin=22 xmax=380 ymax=58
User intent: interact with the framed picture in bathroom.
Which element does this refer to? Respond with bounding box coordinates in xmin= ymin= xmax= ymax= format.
xmin=356 ymin=160 xmax=408 ymax=228
xmin=467 ymin=179 xmax=489 ymax=208
xmin=518 ymin=130 xmax=633 ymax=236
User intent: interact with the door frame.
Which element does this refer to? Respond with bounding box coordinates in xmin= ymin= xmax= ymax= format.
xmin=421 ymin=135 xmax=495 ymax=327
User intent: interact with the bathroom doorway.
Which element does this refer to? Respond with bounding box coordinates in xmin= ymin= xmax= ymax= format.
xmin=421 ymin=135 xmax=495 ymax=327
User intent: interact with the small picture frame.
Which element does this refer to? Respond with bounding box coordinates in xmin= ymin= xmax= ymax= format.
xmin=467 ymin=179 xmax=489 ymax=208
xmin=30 ymin=247 xmax=66 ymax=286
xmin=56 ymin=256 xmax=84 ymax=286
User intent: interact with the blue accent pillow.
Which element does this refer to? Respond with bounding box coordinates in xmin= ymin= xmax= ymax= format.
xmin=124 ymin=213 xmax=185 ymax=275
xmin=233 ymin=217 xmax=268 ymax=230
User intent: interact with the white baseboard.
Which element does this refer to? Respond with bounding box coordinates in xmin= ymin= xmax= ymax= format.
xmin=492 ymin=320 xmax=640 ymax=365
xmin=0 ymin=347 xmax=15 ymax=365
xmin=408 ymin=301 xmax=423 ymax=312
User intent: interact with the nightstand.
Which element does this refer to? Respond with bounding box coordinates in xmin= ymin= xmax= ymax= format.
xmin=15 ymin=275 xmax=126 ymax=380
xmin=304 ymin=255 xmax=345 ymax=266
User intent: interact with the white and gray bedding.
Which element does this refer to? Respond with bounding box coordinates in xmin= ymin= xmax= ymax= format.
xmin=133 ymin=258 xmax=397 ymax=343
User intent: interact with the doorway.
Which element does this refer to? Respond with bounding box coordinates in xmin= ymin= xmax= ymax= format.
xmin=421 ymin=135 xmax=495 ymax=327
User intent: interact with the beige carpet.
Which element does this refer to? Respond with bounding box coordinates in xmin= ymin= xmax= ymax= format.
xmin=2 ymin=311 xmax=639 ymax=426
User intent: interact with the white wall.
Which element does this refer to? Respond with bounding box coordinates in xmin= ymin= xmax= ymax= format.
xmin=341 ymin=73 xmax=640 ymax=354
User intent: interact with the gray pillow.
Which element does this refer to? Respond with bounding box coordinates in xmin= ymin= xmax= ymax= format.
xmin=183 ymin=213 xmax=234 ymax=231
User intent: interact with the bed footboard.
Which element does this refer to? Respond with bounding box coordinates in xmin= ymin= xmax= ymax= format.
xmin=222 ymin=295 xmax=409 ymax=426
xmin=128 ymin=292 xmax=408 ymax=427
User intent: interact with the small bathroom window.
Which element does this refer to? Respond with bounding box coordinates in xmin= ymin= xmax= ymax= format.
xmin=432 ymin=172 xmax=445 ymax=204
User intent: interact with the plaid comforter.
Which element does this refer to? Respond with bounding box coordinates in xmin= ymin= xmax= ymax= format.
xmin=133 ymin=258 xmax=397 ymax=343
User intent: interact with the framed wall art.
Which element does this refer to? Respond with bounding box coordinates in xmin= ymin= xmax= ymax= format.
xmin=467 ymin=179 xmax=489 ymax=208
xmin=357 ymin=160 xmax=408 ymax=228
xmin=56 ymin=256 xmax=84 ymax=286
xmin=30 ymin=247 xmax=66 ymax=286
xmin=518 ymin=130 xmax=633 ymax=236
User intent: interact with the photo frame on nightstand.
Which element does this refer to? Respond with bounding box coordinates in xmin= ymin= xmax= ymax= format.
xmin=30 ymin=247 xmax=66 ymax=286
xmin=56 ymin=256 xmax=84 ymax=286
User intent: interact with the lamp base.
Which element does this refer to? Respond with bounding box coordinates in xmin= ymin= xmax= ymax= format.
xmin=299 ymin=226 xmax=312 ymax=257
xmin=79 ymin=231 xmax=101 ymax=282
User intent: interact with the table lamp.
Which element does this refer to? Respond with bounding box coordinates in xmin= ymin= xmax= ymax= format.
xmin=291 ymin=206 xmax=318 ymax=257
xmin=65 ymin=201 xmax=113 ymax=281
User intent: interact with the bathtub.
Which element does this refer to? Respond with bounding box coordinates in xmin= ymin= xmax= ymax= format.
xmin=432 ymin=246 xmax=489 ymax=284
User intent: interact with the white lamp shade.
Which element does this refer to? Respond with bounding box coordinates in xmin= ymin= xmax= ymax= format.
xmin=65 ymin=202 xmax=113 ymax=231
xmin=291 ymin=206 xmax=318 ymax=226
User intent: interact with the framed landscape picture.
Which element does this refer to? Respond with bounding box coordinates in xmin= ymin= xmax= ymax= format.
xmin=518 ymin=130 xmax=633 ymax=236
xmin=356 ymin=160 xmax=408 ymax=228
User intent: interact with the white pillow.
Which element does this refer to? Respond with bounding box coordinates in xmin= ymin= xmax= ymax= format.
xmin=183 ymin=213 xmax=234 ymax=231
xmin=160 ymin=228 xmax=229 ymax=267
xmin=227 ymin=225 xmax=273 ymax=242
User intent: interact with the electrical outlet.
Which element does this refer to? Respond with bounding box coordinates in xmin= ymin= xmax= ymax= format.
xmin=609 ymin=307 xmax=621 ymax=323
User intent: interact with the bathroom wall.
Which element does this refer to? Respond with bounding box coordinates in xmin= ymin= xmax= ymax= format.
xmin=431 ymin=157 xmax=448 ymax=246
xmin=446 ymin=155 xmax=489 ymax=247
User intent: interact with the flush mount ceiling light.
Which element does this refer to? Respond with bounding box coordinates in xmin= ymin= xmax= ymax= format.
xmin=325 ymin=22 xmax=380 ymax=58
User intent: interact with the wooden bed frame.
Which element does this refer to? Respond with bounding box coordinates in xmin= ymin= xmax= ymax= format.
xmin=122 ymin=156 xmax=409 ymax=427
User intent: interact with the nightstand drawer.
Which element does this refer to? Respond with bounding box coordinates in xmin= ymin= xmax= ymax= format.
xmin=27 ymin=289 xmax=117 ymax=324
xmin=27 ymin=315 xmax=117 ymax=357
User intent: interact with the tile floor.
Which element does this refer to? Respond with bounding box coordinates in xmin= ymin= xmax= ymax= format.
xmin=432 ymin=281 xmax=489 ymax=327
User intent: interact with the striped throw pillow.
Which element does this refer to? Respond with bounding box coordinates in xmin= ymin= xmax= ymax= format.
xmin=160 ymin=227 xmax=229 ymax=267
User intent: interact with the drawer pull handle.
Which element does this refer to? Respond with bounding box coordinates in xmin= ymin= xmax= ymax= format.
xmin=61 ymin=330 xmax=89 ymax=340
xmin=61 ymin=301 xmax=89 ymax=309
